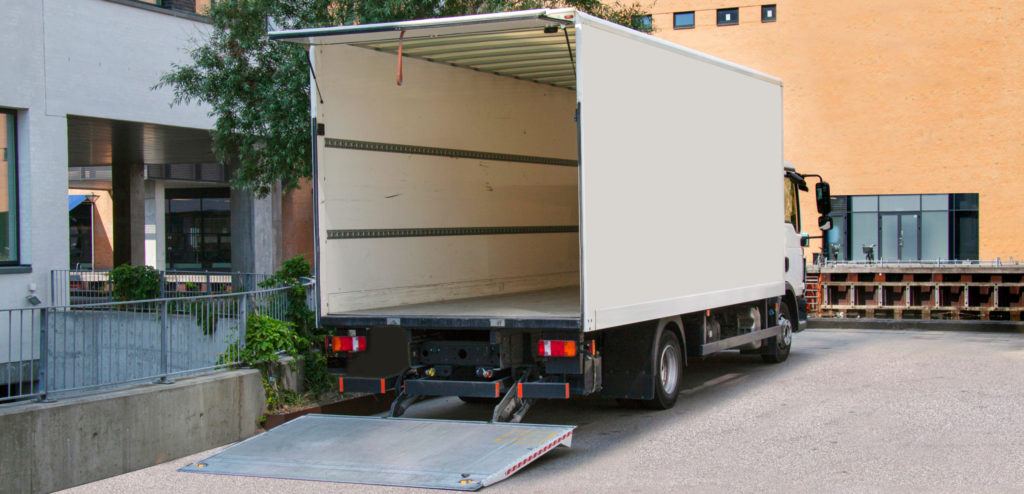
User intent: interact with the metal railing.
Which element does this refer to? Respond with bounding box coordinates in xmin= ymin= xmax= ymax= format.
xmin=1 ymin=280 xmax=310 ymax=404
xmin=51 ymin=269 xmax=271 ymax=307
xmin=815 ymin=259 xmax=1022 ymax=268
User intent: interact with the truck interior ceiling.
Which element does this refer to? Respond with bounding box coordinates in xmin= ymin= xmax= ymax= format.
xmin=314 ymin=22 xmax=581 ymax=318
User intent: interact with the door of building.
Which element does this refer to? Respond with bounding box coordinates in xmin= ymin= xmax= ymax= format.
xmin=880 ymin=213 xmax=919 ymax=261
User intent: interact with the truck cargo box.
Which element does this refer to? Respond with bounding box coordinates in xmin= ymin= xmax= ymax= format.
xmin=276 ymin=9 xmax=784 ymax=333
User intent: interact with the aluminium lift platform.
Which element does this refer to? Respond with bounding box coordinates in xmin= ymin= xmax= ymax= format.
xmin=180 ymin=414 xmax=574 ymax=491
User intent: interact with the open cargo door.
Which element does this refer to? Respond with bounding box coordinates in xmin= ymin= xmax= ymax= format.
xmin=181 ymin=415 xmax=574 ymax=491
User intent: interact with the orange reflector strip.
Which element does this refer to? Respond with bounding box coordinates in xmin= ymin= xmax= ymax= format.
xmin=494 ymin=382 xmax=500 ymax=398
xmin=338 ymin=377 xmax=344 ymax=393
xmin=564 ymin=383 xmax=570 ymax=399
xmin=517 ymin=382 xmax=523 ymax=399
xmin=331 ymin=336 xmax=342 ymax=352
xmin=380 ymin=379 xmax=386 ymax=394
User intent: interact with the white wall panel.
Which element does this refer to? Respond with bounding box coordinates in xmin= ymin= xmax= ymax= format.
xmin=577 ymin=18 xmax=784 ymax=330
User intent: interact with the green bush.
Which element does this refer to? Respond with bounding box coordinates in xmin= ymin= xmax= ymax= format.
xmin=239 ymin=314 xmax=304 ymax=366
xmin=259 ymin=255 xmax=331 ymax=394
xmin=109 ymin=264 xmax=161 ymax=301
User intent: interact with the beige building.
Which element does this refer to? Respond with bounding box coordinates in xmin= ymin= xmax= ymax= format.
xmin=637 ymin=0 xmax=1023 ymax=261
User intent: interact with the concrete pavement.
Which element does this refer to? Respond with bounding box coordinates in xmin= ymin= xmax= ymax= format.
xmin=63 ymin=328 xmax=1024 ymax=493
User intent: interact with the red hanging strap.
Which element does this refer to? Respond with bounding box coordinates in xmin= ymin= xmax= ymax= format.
xmin=396 ymin=30 xmax=406 ymax=86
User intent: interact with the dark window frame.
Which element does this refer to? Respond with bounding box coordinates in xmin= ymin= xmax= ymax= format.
xmin=165 ymin=187 xmax=231 ymax=271
xmin=0 ymin=108 xmax=21 ymax=267
xmin=717 ymin=8 xmax=739 ymax=26
xmin=761 ymin=4 xmax=777 ymax=23
xmin=673 ymin=11 xmax=695 ymax=29
xmin=825 ymin=193 xmax=979 ymax=262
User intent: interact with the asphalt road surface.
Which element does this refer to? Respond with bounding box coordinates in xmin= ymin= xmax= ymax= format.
xmin=64 ymin=328 xmax=1024 ymax=493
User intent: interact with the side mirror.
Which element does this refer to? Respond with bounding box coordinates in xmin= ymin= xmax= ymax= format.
xmin=818 ymin=215 xmax=832 ymax=231
xmin=800 ymin=233 xmax=811 ymax=247
xmin=815 ymin=182 xmax=831 ymax=215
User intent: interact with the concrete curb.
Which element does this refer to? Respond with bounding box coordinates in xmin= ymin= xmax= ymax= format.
xmin=808 ymin=317 xmax=1024 ymax=333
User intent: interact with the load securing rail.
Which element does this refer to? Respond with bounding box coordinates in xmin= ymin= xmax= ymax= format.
xmin=180 ymin=414 xmax=575 ymax=491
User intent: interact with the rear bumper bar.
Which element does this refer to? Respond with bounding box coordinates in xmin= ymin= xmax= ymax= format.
xmin=336 ymin=374 xmax=571 ymax=400
xmin=405 ymin=378 xmax=509 ymax=398
xmin=337 ymin=375 xmax=401 ymax=394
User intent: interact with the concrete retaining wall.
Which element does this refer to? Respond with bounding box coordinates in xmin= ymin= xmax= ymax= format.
xmin=0 ymin=368 xmax=264 ymax=493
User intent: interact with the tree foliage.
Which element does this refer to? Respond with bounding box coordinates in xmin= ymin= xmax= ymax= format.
xmin=157 ymin=0 xmax=649 ymax=196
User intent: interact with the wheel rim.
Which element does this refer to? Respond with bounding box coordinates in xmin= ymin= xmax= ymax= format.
xmin=659 ymin=343 xmax=680 ymax=395
xmin=779 ymin=314 xmax=792 ymax=348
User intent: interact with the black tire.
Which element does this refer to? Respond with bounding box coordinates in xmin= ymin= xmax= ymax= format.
xmin=458 ymin=396 xmax=500 ymax=405
xmin=643 ymin=330 xmax=683 ymax=410
xmin=762 ymin=301 xmax=793 ymax=363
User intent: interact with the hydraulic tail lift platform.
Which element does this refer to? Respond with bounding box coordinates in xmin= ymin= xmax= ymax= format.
xmin=180 ymin=415 xmax=575 ymax=490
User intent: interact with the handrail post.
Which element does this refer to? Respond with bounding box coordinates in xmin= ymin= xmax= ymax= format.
xmin=158 ymin=299 xmax=174 ymax=384
xmin=239 ymin=294 xmax=248 ymax=363
xmin=39 ymin=308 xmax=49 ymax=401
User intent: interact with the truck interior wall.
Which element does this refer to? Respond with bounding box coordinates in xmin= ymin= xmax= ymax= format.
xmin=314 ymin=44 xmax=579 ymax=314
xmin=577 ymin=18 xmax=785 ymax=330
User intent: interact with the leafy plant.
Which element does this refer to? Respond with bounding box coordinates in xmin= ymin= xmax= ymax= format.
xmin=258 ymin=255 xmax=332 ymax=393
xmin=221 ymin=313 xmax=308 ymax=412
xmin=109 ymin=264 xmax=161 ymax=301
xmin=239 ymin=313 xmax=305 ymax=365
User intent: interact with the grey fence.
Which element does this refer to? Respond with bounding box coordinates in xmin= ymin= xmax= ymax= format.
xmin=1 ymin=281 xmax=308 ymax=404
xmin=50 ymin=269 xmax=271 ymax=307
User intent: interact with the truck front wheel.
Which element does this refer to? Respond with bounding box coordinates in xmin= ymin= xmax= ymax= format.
xmin=645 ymin=330 xmax=682 ymax=409
xmin=762 ymin=301 xmax=793 ymax=363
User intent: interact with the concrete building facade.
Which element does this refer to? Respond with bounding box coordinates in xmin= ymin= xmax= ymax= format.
xmin=0 ymin=0 xmax=280 ymax=309
xmin=641 ymin=0 xmax=1023 ymax=261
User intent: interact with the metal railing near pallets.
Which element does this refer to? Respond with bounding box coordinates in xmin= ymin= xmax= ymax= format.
xmin=1 ymin=280 xmax=311 ymax=404
xmin=810 ymin=262 xmax=1024 ymax=321
xmin=51 ymin=269 xmax=272 ymax=307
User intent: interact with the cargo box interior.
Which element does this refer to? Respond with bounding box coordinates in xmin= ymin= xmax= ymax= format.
xmin=313 ymin=25 xmax=582 ymax=324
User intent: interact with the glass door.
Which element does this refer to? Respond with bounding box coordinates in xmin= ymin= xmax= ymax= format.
xmin=881 ymin=213 xmax=919 ymax=261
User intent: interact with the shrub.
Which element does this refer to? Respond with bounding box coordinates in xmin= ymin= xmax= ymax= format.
xmin=109 ymin=264 xmax=161 ymax=301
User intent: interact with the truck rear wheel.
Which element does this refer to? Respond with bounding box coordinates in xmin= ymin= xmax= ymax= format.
xmin=762 ymin=301 xmax=793 ymax=363
xmin=645 ymin=330 xmax=682 ymax=410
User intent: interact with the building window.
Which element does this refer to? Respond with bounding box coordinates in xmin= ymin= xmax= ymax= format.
xmin=762 ymin=5 xmax=777 ymax=22
xmin=674 ymin=11 xmax=695 ymax=29
xmin=631 ymin=14 xmax=653 ymax=32
xmin=69 ymin=196 xmax=94 ymax=269
xmin=0 ymin=109 xmax=19 ymax=265
xmin=717 ymin=8 xmax=739 ymax=26
xmin=166 ymin=188 xmax=231 ymax=271
xmin=824 ymin=193 xmax=979 ymax=262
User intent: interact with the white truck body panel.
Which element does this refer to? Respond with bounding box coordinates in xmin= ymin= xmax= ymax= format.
xmin=575 ymin=16 xmax=784 ymax=330
xmin=283 ymin=11 xmax=785 ymax=332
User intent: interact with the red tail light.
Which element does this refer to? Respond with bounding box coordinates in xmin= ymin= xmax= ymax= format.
xmin=329 ymin=336 xmax=366 ymax=353
xmin=537 ymin=340 xmax=577 ymax=357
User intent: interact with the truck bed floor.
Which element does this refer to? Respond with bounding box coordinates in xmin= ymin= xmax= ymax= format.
xmin=322 ymin=286 xmax=581 ymax=329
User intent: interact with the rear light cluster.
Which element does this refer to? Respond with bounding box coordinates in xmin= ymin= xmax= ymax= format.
xmin=537 ymin=340 xmax=576 ymax=357
xmin=326 ymin=336 xmax=366 ymax=353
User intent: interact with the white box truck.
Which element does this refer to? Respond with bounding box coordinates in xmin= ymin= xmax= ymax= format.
xmin=219 ymin=9 xmax=831 ymax=489
xmin=272 ymin=7 xmax=832 ymax=411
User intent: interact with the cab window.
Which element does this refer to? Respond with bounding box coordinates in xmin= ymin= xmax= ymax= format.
xmin=784 ymin=178 xmax=800 ymax=231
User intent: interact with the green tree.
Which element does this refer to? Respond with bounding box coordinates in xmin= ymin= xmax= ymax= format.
xmin=157 ymin=0 xmax=648 ymax=197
